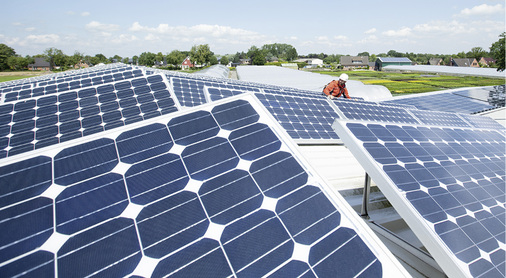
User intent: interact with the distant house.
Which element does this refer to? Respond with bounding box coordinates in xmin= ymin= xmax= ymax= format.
xmin=479 ymin=57 xmax=496 ymax=67
xmin=451 ymin=58 xmax=479 ymax=67
xmin=181 ymin=56 xmax=193 ymax=70
xmin=294 ymin=58 xmax=324 ymax=68
xmin=74 ymin=60 xmax=89 ymax=69
xmin=375 ymin=57 xmax=412 ymax=71
xmin=239 ymin=58 xmax=251 ymax=65
xmin=428 ymin=58 xmax=444 ymax=66
xmin=340 ymin=56 xmax=369 ymax=70
xmin=28 ymin=58 xmax=51 ymax=71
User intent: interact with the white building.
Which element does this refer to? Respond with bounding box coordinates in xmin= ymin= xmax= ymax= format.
xmin=294 ymin=58 xmax=324 ymax=68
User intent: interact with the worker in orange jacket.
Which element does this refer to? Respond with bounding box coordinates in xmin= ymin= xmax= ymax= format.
xmin=323 ymin=73 xmax=351 ymax=99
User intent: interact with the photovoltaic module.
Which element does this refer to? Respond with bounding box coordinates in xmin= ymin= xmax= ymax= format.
xmin=0 ymin=94 xmax=408 ymax=277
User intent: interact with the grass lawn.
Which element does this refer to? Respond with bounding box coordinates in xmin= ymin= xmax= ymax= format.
xmin=0 ymin=71 xmax=49 ymax=84
xmin=313 ymin=70 xmax=505 ymax=96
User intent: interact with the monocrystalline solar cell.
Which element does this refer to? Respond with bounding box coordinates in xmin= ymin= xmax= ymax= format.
xmin=0 ymin=94 xmax=408 ymax=277
xmin=333 ymin=99 xmax=420 ymax=124
xmin=255 ymin=93 xmax=341 ymax=141
xmin=0 ymin=74 xmax=178 ymax=158
xmin=381 ymin=92 xmax=496 ymax=114
xmin=333 ymin=112 xmax=506 ymax=278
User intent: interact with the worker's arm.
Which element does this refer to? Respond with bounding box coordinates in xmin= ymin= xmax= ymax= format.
xmin=343 ymin=87 xmax=351 ymax=99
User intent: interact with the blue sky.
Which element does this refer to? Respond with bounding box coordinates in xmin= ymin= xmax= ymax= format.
xmin=1 ymin=0 xmax=504 ymax=57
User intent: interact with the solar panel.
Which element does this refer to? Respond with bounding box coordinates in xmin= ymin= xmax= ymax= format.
xmin=331 ymin=99 xmax=420 ymax=124
xmin=333 ymin=111 xmax=505 ymax=277
xmin=452 ymin=88 xmax=492 ymax=103
xmin=255 ymin=92 xmax=341 ymax=142
xmin=381 ymin=92 xmax=497 ymax=114
xmin=0 ymin=73 xmax=178 ymax=158
xmin=0 ymin=94 xmax=408 ymax=277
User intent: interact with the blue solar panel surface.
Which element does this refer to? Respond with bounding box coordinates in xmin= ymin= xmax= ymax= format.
xmin=381 ymin=92 xmax=496 ymax=114
xmin=333 ymin=99 xmax=420 ymax=124
xmin=255 ymin=92 xmax=341 ymax=141
xmin=0 ymin=96 xmax=408 ymax=277
xmin=0 ymin=73 xmax=177 ymax=158
xmin=333 ymin=117 xmax=506 ymax=277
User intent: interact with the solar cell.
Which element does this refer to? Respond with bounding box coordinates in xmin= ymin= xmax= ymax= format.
xmin=0 ymin=94 xmax=407 ymax=277
xmin=0 ymin=73 xmax=178 ymax=158
xmin=255 ymin=92 xmax=341 ymax=142
xmin=381 ymin=92 xmax=496 ymax=114
xmin=332 ymin=99 xmax=420 ymax=124
xmin=333 ymin=116 xmax=506 ymax=278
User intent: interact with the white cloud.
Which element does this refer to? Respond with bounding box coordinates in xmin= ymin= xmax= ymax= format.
xmin=316 ymin=36 xmax=329 ymax=41
xmin=129 ymin=22 xmax=263 ymax=39
xmin=413 ymin=20 xmax=468 ymax=34
xmin=365 ymin=28 xmax=376 ymax=34
xmin=127 ymin=22 xmax=270 ymax=48
xmin=85 ymin=21 xmax=120 ymax=32
xmin=25 ymin=34 xmax=60 ymax=44
xmin=460 ymin=4 xmax=503 ymax=16
xmin=144 ymin=34 xmax=160 ymax=41
xmin=357 ymin=35 xmax=378 ymax=44
xmin=110 ymin=34 xmax=138 ymax=44
xmin=333 ymin=35 xmax=348 ymax=40
xmin=81 ymin=12 xmax=90 ymax=17
xmin=25 ymin=27 xmax=35 ymax=32
xmin=383 ymin=27 xmax=412 ymax=37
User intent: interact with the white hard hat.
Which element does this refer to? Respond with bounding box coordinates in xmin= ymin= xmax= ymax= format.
xmin=339 ymin=73 xmax=349 ymax=81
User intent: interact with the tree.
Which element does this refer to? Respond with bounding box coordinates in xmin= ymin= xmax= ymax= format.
xmin=220 ymin=56 xmax=229 ymax=66
xmin=190 ymin=44 xmax=213 ymax=66
xmin=209 ymin=55 xmax=218 ymax=65
xmin=7 ymin=55 xmax=33 ymax=70
xmin=467 ymin=47 xmax=487 ymax=62
xmin=68 ymin=51 xmax=84 ymax=68
xmin=286 ymin=47 xmax=298 ymax=61
xmin=155 ymin=52 xmax=164 ymax=64
xmin=112 ymin=55 xmax=122 ymax=63
xmin=43 ymin=47 xmax=65 ymax=70
xmin=95 ymin=54 xmax=108 ymax=64
xmin=387 ymin=50 xmax=403 ymax=57
xmin=166 ymin=50 xmax=185 ymax=67
xmin=122 ymin=57 xmax=130 ymax=64
xmin=0 ymin=44 xmax=17 ymax=71
xmin=490 ymin=32 xmax=505 ymax=71
xmin=138 ymin=52 xmax=156 ymax=66
xmin=248 ymin=46 xmax=265 ymax=65
xmin=261 ymin=43 xmax=298 ymax=61
xmin=358 ymin=52 xmax=370 ymax=57
xmin=132 ymin=55 xmax=139 ymax=65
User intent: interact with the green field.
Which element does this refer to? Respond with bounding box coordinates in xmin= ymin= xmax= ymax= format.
xmin=314 ymin=71 xmax=505 ymax=96
xmin=0 ymin=75 xmax=38 ymax=83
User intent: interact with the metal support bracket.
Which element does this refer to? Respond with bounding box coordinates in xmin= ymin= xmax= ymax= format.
xmin=361 ymin=172 xmax=371 ymax=219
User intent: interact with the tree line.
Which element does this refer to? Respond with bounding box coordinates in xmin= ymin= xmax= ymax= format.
xmin=0 ymin=33 xmax=503 ymax=71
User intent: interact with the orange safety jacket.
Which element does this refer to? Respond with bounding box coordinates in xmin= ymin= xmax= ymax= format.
xmin=323 ymin=80 xmax=350 ymax=99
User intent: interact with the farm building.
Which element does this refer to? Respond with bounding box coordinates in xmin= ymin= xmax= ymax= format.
xmin=28 ymin=58 xmax=51 ymax=71
xmin=375 ymin=57 xmax=412 ymax=70
xmin=340 ymin=56 xmax=370 ymax=70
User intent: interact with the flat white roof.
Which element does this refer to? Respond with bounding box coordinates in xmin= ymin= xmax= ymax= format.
xmin=236 ymin=65 xmax=392 ymax=100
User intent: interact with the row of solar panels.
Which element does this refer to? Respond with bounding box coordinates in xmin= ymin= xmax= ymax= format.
xmin=0 ymin=63 xmax=504 ymax=277
xmin=0 ymin=94 xmax=409 ymax=277
xmin=0 ymin=64 xmax=503 ymax=159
